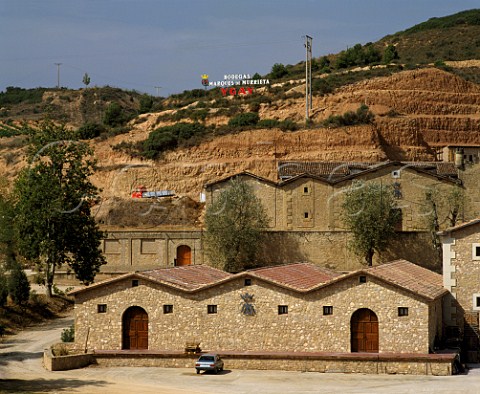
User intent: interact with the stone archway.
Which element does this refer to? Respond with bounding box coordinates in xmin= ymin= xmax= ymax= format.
xmin=350 ymin=308 xmax=379 ymax=353
xmin=122 ymin=306 xmax=148 ymax=350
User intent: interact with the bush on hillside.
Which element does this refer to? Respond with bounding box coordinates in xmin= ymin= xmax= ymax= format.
xmin=323 ymin=104 xmax=375 ymax=128
xmin=142 ymin=122 xmax=206 ymax=160
xmin=75 ymin=122 xmax=107 ymax=139
xmin=228 ymin=112 xmax=260 ymax=128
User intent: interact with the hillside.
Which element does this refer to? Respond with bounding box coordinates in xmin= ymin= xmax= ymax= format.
xmin=82 ymin=66 xmax=480 ymax=208
xmin=2 ymin=10 xmax=480 ymax=227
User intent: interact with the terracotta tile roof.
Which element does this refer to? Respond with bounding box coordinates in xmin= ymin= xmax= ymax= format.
xmin=438 ymin=218 xmax=480 ymax=235
xmin=70 ymin=261 xmax=446 ymax=301
xmin=364 ymin=260 xmax=446 ymax=301
xmin=142 ymin=265 xmax=233 ymax=291
xmin=248 ymin=263 xmax=341 ymax=291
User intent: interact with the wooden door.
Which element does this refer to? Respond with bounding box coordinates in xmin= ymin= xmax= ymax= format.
xmin=351 ymin=308 xmax=378 ymax=353
xmin=176 ymin=245 xmax=192 ymax=266
xmin=122 ymin=306 xmax=148 ymax=350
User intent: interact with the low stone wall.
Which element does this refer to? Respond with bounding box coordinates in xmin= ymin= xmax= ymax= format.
xmin=43 ymin=348 xmax=94 ymax=371
xmin=93 ymin=350 xmax=457 ymax=376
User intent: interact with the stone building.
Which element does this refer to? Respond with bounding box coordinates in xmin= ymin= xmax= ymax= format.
xmin=439 ymin=219 xmax=480 ymax=361
xmin=68 ymin=159 xmax=480 ymax=277
xmin=204 ymin=161 xmax=462 ymax=271
xmin=71 ymin=260 xmax=446 ymax=355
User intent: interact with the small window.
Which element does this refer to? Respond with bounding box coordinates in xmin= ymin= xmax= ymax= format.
xmin=132 ymin=280 xmax=139 ymax=287
xmin=244 ymin=278 xmax=252 ymax=286
xmin=304 ymin=212 xmax=309 ymax=219
xmin=163 ymin=304 xmax=173 ymax=314
xmin=473 ymin=294 xmax=480 ymax=311
xmin=97 ymin=304 xmax=107 ymax=313
xmin=278 ymin=305 xmax=288 ymax=315
xmin=359 ymin=276 xmax=367 ymax=283
xmin=472 ymin=243 xmax=480 ymax=260
xmin=398 ymin=307 xmax=409 ymax=317
xmin=323 ymin=306 xmax=333 ymax=315
xmin=207 ymin=305 xmax=217 ymax=314
xmin=391 ymin=170 xmax=400 ymax=179
xmin=304 ymin=186 xmax=309 ymax=193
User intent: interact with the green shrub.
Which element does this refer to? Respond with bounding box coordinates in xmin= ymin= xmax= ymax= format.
xmin=228 ymin=112 xmax=260 ymax=128
xmin=257 ymin=119 xmax=280 ymax=128
xmin=279 ymin=119 xmax=299 ymax=132
xmin=75 ymin=123 xmax=106 ymax=139
xmin=323 ymin=104 xmax=374 ymax=128
xmin=103 ymin=102 xmax=128 ymax=127
xmin=8 ymin=264 xmax=30 ymax=306
xmin=313 ymin=79 xmax=333 ymax=95
xmin=0 ymin=270 xmax=7 ymax=307
xmin=139 ymin=94 xmax=154 ymax=114
xmin=269 ymin=63 xmax=289 ymax=79
xmin=61 ymin=325 xmax=75 ymax=343
xmin=142 ymin=122 xmax=206 ymax=160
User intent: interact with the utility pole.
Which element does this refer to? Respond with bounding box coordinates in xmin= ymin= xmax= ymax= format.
xmin=304 ymin=35 xmax=313 ymax=122
xmin=154 ymin=86 xmax=162 ymax=97
xmin=54 ymin=63 xmax=62 ymax=88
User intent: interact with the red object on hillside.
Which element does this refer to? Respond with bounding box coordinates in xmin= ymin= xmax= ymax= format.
xmin=131 ymin=185 xmax=147 ymax=198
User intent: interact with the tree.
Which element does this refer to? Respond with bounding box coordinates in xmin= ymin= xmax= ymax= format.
xmin=139 ymin=94 xmax=153 ymax=114
xmin=14 ymin=121 xmax=106 ymax=297
xmin=0 ymin=268 xmax=7 ymax=307
xmin=103 ymin=102 xmax=125 ymax=127
xmin=269 ymin=63 xmax=289 ymax=79
xmin=342 ymin=181 xmax=401 ymax=266
xmin=82 ymin=73 xmax=91 ymax=88
xmin=204 ymin=178 xmax=269 ymax=273
xmin=425 ymin=185 xmax=465 ymax=262
xmin=8 ymin=262 xmax=30 ymax=306
xmin=0 ymin=179 xmax=16 ymax=270
xmin=383 ymin=44 xmax=399 ymax=64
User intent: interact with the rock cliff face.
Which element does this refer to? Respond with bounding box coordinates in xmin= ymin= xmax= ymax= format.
xmin=3 ymin=66 xmax=480 ymax=214
xmin=89 ymin=67 xmax=480 ymax=203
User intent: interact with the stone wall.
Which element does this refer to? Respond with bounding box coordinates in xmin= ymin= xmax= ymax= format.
xmin=98 ymin=229 xmax=202 ymax=272
xmin=74 ymin=274 xmax=441 ymax=355
xmin=92 ymin=351 xmax=455 ymax=376
xmin=442 ymin=223 xmax=480 ymax=326
xmin=205 ymin=167 xmax=459 ymax=233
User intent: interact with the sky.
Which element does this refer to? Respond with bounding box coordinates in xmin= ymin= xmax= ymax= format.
xmin=1 ymin=0 xmax=479 ymax=96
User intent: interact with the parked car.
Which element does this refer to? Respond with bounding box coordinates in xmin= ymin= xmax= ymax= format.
xmin=195 ymin=353 xmax=224 ymax=374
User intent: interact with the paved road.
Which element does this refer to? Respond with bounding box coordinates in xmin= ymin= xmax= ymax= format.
xmin=1 ymin=315 xmax=480 ymax=393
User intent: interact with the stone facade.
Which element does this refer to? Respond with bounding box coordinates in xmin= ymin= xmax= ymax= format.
xmin=204 ymin=164 xmax=460 ymax=233
xmin=71 ymin=262 xmax=444 ymax=356
xmin=440 ymin=220 xmax=480 ymax=362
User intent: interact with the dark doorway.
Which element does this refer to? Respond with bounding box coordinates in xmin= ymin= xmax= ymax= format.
xmin=351 ymin=308 xmax=379 ymax=352
xmin=122 ymin=306 xmax=148 ymax=350
xmin=176 ymin=245 xmax=192 ymax=266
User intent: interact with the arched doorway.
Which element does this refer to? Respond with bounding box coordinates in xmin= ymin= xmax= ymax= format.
xmin=122 ymin=306 xmax=148 ymax=350
xmin=176 ymin=245 xmax=192 ymax=266
xmin=350 ymin=308 xmax=379 ymax=353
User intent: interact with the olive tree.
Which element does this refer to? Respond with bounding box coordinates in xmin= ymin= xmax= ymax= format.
xmin=342 ymin=181 xmax=401 ymax=266
xmin=204 ymin=178 xmax=269 ymax=273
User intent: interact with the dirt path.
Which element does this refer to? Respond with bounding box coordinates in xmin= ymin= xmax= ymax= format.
xmin=2 ymin=315 xmax=480 ymax=393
